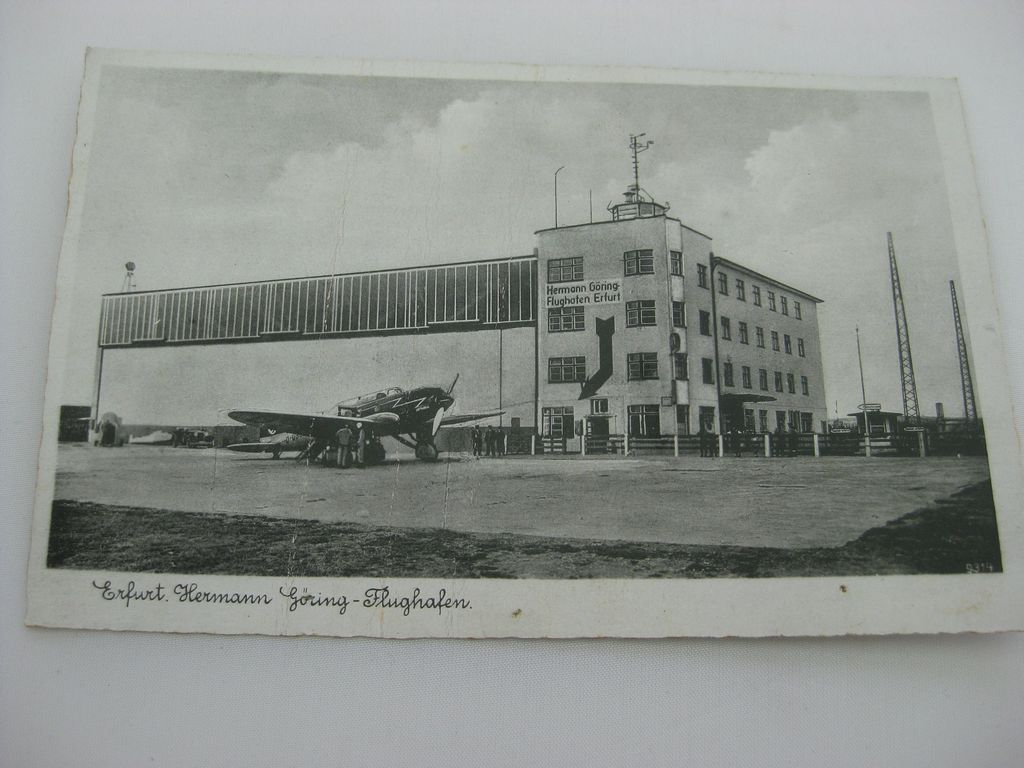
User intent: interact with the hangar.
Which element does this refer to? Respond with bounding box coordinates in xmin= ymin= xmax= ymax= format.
xmin=87 ymin=183 xmax=827 ymax=449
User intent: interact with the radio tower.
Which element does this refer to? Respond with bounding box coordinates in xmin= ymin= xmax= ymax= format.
xmin=887 ymin=232 xmax=920 ymax=423
xmin=949 ymin=280 xmax=978 ymax=425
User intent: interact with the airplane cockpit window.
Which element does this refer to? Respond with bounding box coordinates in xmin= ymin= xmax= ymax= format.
xmin=333 ymin=387 xmax=405 ymax=410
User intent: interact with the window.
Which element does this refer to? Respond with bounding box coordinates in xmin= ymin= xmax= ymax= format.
xmin=756 ymin=326 xmax=765 ymax=348
xmin=752 ymin=285 xmax=762 ymax=306
xmin=717 ymin=272 xmax=729 ymax=295
xmin=548 ymin=257 xmax=582 ymax=283
xmin=794 ymin=301 xmax=802 ymax=320
xmin=624 ymin=249 xmax=655 ymax=276
xmin=781 ymin=296 xmax=789 ymax=316
xmin=744 ymin=409 xmax=756 ymax=432
xmin=591 ymin=398 xmax=609 ymax=414
xmin=787 ymin=373 xmax=796 ymax=394
xmin=723 ymin=362 xmax=734 ymax=387
xmin=673 ymin=352 xmax=688 ymax=380
xmin=774 ymin=371 xmax=784 ymax=392
xmin=676 ymin=404 xmax=690 ymax=435
xmin=800 ymin=412 xmax=813 ymax=433
xmin=626 ymin=300 xmax=656 ymax=327
xmin=627 ymin=352 xmax=659 ymax=380
xmin=759 ymin=368 xmax=769 ymax=391
xmin=670 ymin=250 xmax=683 ymax=276
xmin=699 ymin=310 xmax=712 ymax=336
xmin=788 ymin=410 xmax=800 ymax=432
xmin=697 ymin=263 xmax=709 ymax=288
xmin=628 ymin=404 xmax=660 ymax=437
xmin=738 ymin=321 xmax=749 ymax=344
xmin=720 ymin=316 xmax=731 ymax=340
xmin=771 ymin=330 xmax=780 ymax=351
xmin=784 ymin=334 xmax=792 ymax=354
xmin=801 ymin=376 xmax=809 ymax=396
xmin=672 ymin=300 xmax=685 ymax=328
xmin=768 ymin=290 xmax=777 ymax=311
xmin=758 ymin=409 xmax=769 ymax=433
xmin=542 ymin=406 xmax=573 ymax=438
xmin=741 ymin=365 xmax=752 ymax=389
xmin=798 ymin=338 xmax=805 ymax=357
xmin=702 ymin=357 xmax=715 ymax=385
xmin=776 ymin=411 xmax=787 ymax=431
xmin=699 ymin=406 xmax=716 ymax=432
xmin=736 ymin=278 xmax=746 ymax=301
xmin=548 ymin=356 xmax=586 ymax=383
xmin=547 ymin=306 xmax=584 ymax=332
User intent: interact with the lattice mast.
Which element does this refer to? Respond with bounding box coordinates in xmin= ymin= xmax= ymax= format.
xmin=887 ymin=232 xmax=920 ymax=422
xmin=949 ymin=280 xmax=978 ymax=424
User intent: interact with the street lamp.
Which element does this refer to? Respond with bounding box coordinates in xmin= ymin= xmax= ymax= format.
xmin=554 ymin=166 xmax=565 ymax=227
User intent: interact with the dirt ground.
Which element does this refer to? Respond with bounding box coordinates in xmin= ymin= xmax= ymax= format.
xmin=53 ymin=444 xmax=993 ymax=548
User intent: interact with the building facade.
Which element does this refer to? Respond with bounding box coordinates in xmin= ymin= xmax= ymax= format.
xmin=534 ymin=195 xmax=826 ymax=449
xmin=87 ymin=192 xmax=826 ymax=446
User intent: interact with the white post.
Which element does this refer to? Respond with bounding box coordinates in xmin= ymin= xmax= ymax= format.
xmin=530 ymin=434 xmax=536 ymax=456
xmin=503 ymin=433 xmax=508 ymax=455
xmin=764 ymin=433 xmax=771 ymax=458
xmin=581 ymin=432 xmax=587 ymax=456
xmin=623 ymin=432 xmax=629 ymax=456
xmin=918 ymin=430 xmax=926 ymax=458
xmin=673 ymin=433 xmax=679 ymax=458
xmin=717 ymin=434 xmax=724 ymax=458
xmin=813 ymin=433 xmax=820 ymax=457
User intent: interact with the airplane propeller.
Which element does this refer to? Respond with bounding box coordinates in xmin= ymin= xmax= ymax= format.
xmin=432 ymin=406 xmax=446 ymax=436
xmin=447 ymin=373 xmax=459 ymax=395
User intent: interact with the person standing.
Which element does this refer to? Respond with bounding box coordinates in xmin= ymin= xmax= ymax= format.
xmin=355 ymin=423 xmax=367 ymax=468
xmin=335 ymin=425 xmax=352 ymax=468
xmin=472 ymin=425 xmax=482 ymax=457
xmin=485 ymin=426 xmax=495 ymax=457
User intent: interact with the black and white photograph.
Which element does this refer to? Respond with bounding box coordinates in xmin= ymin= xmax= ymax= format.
xmin=24 ymin=50 xmax=1024 ymax=638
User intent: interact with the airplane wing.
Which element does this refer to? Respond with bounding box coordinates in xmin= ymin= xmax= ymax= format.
xmin=439 ymin=410 xmax=505 ymax=426
xmin=225 ymin=442 xmax=277 ymax=454
xmin=227 ymin=409 xmax=400 ymax=440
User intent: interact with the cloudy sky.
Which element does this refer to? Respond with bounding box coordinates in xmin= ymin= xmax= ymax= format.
xmin=63 ymin=64 xmax=974 ymax=418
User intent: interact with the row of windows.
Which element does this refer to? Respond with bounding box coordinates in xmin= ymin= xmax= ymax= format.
xmin=542 ymin=404 xmax=662 ymax=438
xmin=548 ymin=351 xmax=810 ymax=395
xmin=99 ymin=258 xmax=537 ymax=346
xmin=697 ymin=311 xmax=807 ymax=357
xmin=695 ymin=264 xmax=804 ymax=319
xmin=547 ymin=300 xmax=685 ymax=333
xmin=547 ymin=249 xmax=685 ymax=284
xmin=543 ymin=404 xmax=816 ymax=437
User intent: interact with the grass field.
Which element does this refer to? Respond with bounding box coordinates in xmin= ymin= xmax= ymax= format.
xmin=47 ymin=479 xmax=1001 ymax=579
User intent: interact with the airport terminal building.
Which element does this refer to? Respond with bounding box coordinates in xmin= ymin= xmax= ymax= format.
xmin=89 ymin=188 xmax=827 ymax=448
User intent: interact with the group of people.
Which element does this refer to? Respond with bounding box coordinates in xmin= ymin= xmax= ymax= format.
xmin=471 ymin=425 xmax=503 ymax=457
xmin=332 ymin=422 xmax=373 ymax=468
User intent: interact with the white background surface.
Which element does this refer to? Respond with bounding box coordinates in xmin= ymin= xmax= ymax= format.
xmin=2 ymin=1 xmax=1022 ymax=766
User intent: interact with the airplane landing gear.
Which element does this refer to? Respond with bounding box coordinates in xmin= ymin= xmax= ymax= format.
xmin=365 ymin=440 xmax=387 ymax=465
xmin=415 ymin=442 xmax=439 ymax=462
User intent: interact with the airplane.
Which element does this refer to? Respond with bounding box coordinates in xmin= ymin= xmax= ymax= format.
xmin=226 ymin=376 xmax=502 ymax=464
xmin=226 ymin=431 xmax=314 ymax=459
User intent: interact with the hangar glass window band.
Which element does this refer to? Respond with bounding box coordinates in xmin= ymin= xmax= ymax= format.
xmin=627 ymin=352 xmax=659 ymax=381
xmin=99 ymin=257 xmax=536 ymax=346
xmin=623 ymin=249 xmax=655 ymax=276
xmin=626 ymin=300 xmax=656 ymax=327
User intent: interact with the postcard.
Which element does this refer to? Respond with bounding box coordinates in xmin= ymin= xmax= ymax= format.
xmin=26 ymin=49 xmax=1024 ymax=637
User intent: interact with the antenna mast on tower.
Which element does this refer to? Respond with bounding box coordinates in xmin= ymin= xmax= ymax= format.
xmin=949 ymin=280 xmax=978 ymax=425
xmin=628 ymin=133 xmax=653 ymax=202
xmin=887 ymin=232 xmax=920 ymax=423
